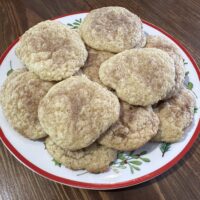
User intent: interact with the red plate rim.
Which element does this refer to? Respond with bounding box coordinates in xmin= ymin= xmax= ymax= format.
xmin=0 ymin=12 xmax=200 ymax=190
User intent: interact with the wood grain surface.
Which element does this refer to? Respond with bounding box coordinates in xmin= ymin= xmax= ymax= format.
xmin=0 ymin=0 xmax=200 ymax=199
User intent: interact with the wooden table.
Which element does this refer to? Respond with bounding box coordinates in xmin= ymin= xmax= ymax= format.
xmin=0 ymin=0 xmax=200 ymax=199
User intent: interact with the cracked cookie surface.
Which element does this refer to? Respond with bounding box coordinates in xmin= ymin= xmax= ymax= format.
xmin=145 ymin=35 xmax=185 ymax=98
xmin=80 ymin=6 xmax=143 ymax=53
xmin=99 ymin=48 xmax=175 ymax=106
xmin=0 ymin=69 xmax=53 ymax=139
xmin=39 ymin=76 xmax=120 ymax=150
xmin=16 ymin=20 xmax=88 ymax=81
xmin=98 ymin=102 xmax=159 ymax=151
xmin=153 ymin=88 xmax=196 ymax=142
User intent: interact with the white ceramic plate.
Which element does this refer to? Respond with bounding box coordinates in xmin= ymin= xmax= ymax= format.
xmin=0 ymin=12 xmax=200 ymax=190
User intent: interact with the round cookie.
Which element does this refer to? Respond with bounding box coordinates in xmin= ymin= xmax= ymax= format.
xmin=45 ymin=138 xmax=117 ymax=173
xmin=38 ymin=76 xmax=120 ymax=150
xmin=79 ymin=6 xmax=143 ymax=53
xmin=99 ymin=48 xmax=175 ymax=106
xmin=0 ymin=68 xmax=27 ymax=106
xmin=0 ymin=70 xmax=54 ymax=139
xmin=98 ymin=102 xmax=159 ymax=151
xmin=83 ymin=47 xmax=114 ymax=85
xmin=153 ymin=88 xmax=196 ymax=142
xmin=145 ymin=35 xmax=185 ymax=98
xmin=16 ymin=20 xmax=88 ymax=81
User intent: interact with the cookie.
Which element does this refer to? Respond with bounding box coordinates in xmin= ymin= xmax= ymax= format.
xmin=0 ymin=68 xmax=27 ymax=106
xmin=83 ymin=47 xmax=114 ymax=85
xmin=45 ymin=138 xmax=117 ymax=173
xmin=135 ymin=31 xmax=146 ymax=48
xmin=153 ymin=88 xmax=196 ymax=142
xmin=98 ymin=102 xmax=159 ymax=151
xmin=16 ymin=20 xmax=88 ymax=81
xmin=38 ymin=76 xmax=120 ymax=150
xmin=0 ymin=70 xmax=53 ymax=139
xmin=145 ymin=35 xmax=185 ymax=98
xmin=99 ymin=48 xmax=175 ymax=106
xmin=79 ymin=6 xmax=143 ymax=53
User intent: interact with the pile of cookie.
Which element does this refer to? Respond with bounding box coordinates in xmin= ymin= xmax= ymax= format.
xmin=0 ymin=7 xmax=196 ymax=173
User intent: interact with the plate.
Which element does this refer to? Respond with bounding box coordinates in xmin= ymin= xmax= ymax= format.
xmin=0 ymin=12 xmax=200 ymax=190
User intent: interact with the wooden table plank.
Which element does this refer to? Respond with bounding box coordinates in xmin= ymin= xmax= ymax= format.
xmin=0 ymin=0 xmax=199 ymax=199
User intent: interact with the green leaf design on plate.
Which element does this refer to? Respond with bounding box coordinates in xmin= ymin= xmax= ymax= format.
xmin=130 ymin=154 xmax=139 ymax=159
xmin=117 ymin=152 xmax=126 ymax=160
xmin=187 ymin=82 xmax=193 ymax=90
xmin=111 ymin=150 xmax=150 ymax=174
xmin=132 ymin=165 xmax=140 ymax=171
xmin=7 ymin=60 xmax=14 ymax=76
xmin=75 ymin=19 xmax=82 ymax=23
xmin=184 ymin=71 xmax=198 ymax=98
xmin=139 ymin=150 xmax=147 ymax=155
xmin=7 ymin=68 xmax=14 ymax=76
xmin=183 ymin=58 xmax=188 ymax=65
xmin=128 ymin=163 xmax=134 ymax=174
xmin=160 ymin=142 xmax=171 ymax=157
xmin=185 ymin=71 xmax=190 ymax=76
xmin=73 ymin=22 xmax=81 ymax=26
xmin=130 ymin=160 xmax=142 ymax=165
xmin=185 ymin=71 xmax=189 ymax=76
xmin=67 ymin=18 xmax=82 ymax=29
xmin=139 ymin=157 xmax=150 ymax=162
xmin=52 ymin=158 xmax=61 ymax=167
xmin=194 ymin=107 xmax=198 ymax=113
